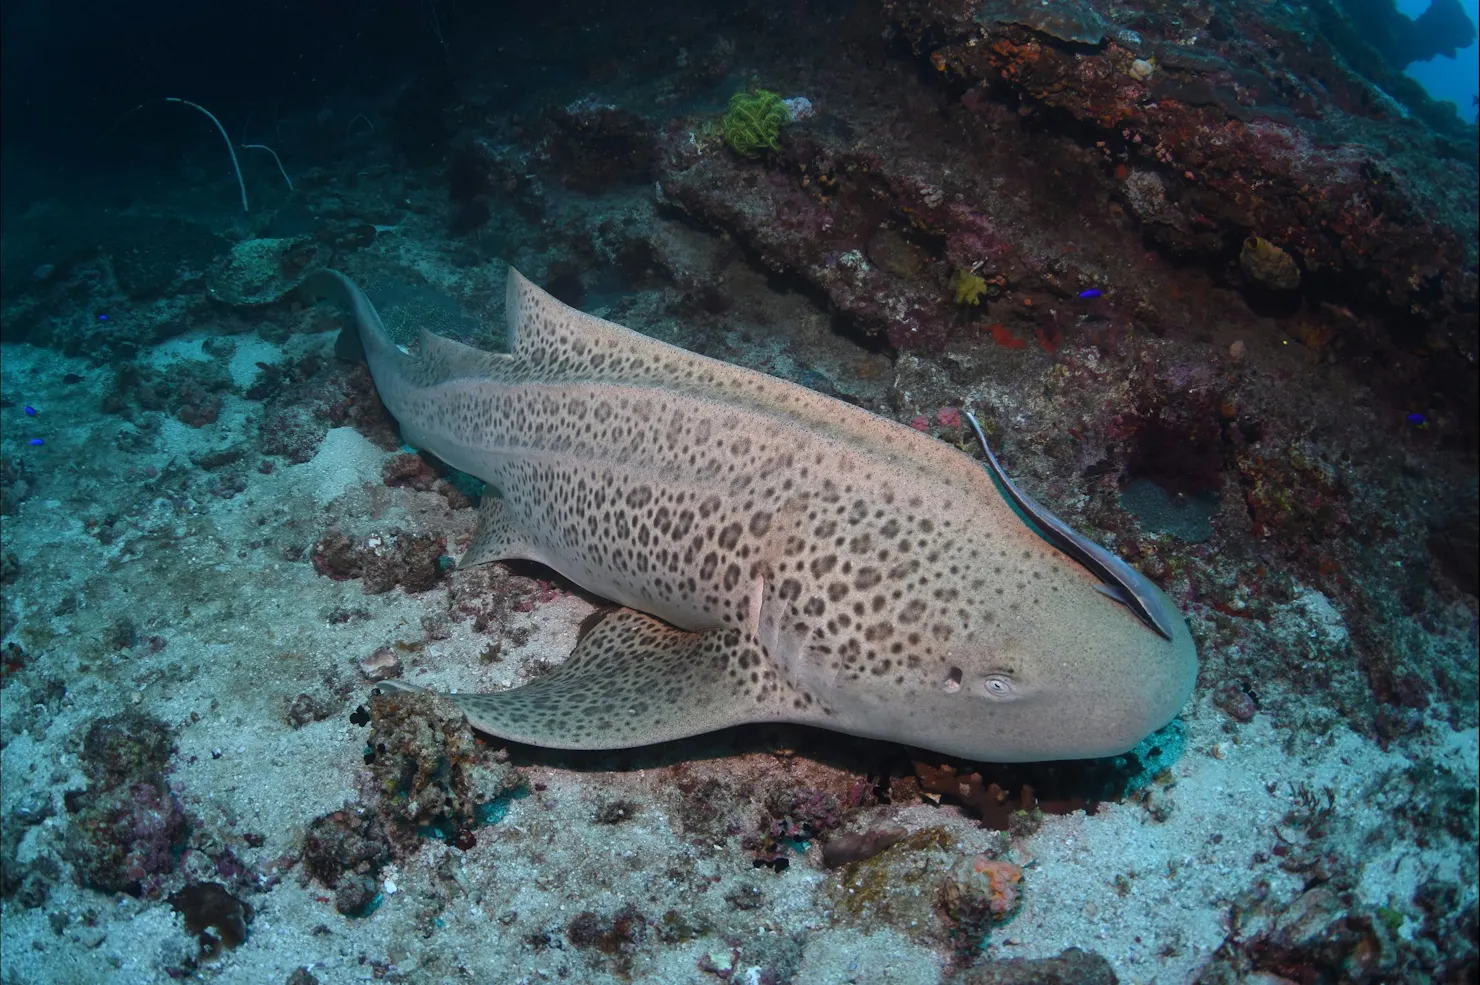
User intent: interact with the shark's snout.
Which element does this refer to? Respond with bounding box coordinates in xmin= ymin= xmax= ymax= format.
xmin=1083 ymin=601 xmax=1199 ymax=758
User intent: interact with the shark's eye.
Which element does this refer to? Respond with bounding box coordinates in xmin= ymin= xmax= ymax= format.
xmin=982 ymin=674 xmax=1015 ymax=698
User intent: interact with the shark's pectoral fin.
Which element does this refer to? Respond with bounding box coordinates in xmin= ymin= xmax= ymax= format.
xmin=461 ymin=495 xmax=542 ymax=568
xmin=428 ymin=609 xmax=790 ymax=749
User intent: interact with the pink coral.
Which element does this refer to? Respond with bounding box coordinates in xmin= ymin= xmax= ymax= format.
xmin=971 ymin=855 xmax=1023 ymax=916
xmin=941 ymin=853 xmax=1025 ymax=930
xmin=938 ymin=853 xmax=1025 ymax=956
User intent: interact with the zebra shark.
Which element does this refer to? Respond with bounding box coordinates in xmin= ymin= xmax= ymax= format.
xmin=302 ymin=267 xmax=1197 ymax=761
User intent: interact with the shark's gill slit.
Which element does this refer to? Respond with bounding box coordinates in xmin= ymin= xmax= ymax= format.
xmin=943 ymin=666 xmax=963 ymax=692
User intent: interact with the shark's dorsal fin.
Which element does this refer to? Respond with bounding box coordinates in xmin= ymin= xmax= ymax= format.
xmin=505 ymin=266 xmax=686 ymax=380
xmin=502 ymin=268 xmax=975 ymax=474
xmin=413 ymin=327 xmax=514 ymax=386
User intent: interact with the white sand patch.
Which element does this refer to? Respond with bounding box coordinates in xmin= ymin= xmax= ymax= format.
xmin=291 ymin=426 xmax=389 ymax=506
xmin=795 ymin=928 xmax=944 ymax=984
xmin=225 ymin=336 xmax=288 ymax=388
xmin=147 ymin=335 xmax=215 ymax=369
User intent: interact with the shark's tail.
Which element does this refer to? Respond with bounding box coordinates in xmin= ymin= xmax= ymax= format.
xmin=296 ymin=268 xmax=402 ymax=369
xmin=296 ymin=269 xmax=514 ymax=459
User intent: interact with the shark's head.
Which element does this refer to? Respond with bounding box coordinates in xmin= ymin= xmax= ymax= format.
xmin=821 ymin=526 xmax=1199 ymax=763
xmin=934 ymin=568 xmax=1199 ymax=762
xmin=925 ymin=415 xmax=1200 ymax=760
xmin=821 ymin=529 xmax=1199 ymax=762
xmin=794 ymin=446 xmax=1199 ymax=764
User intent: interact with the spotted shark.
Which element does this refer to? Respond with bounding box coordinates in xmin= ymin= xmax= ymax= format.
xmin=302 ymin=267 xmax=1197 ymax=761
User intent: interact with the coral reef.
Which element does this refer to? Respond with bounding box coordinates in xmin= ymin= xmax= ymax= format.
xmin=167 ymin=882 xmax=254 ymax=959
xmin=722 ymin=89 xmax=791 ymax=158
xmin=1428 ymin=478 xmax=1480 ymax=596
xmin=443 ymin=561 xmax=555 ymax=633
xmin=103 ymin=360 xmax=232 ymax=428
xmin=62 ymin=712 xmax=186 ymax=896
xmin=1 ymin=794 xmax=59 ymax=908
xmin=1240 ymin=236 xmax=1302 ymax=291
xmin=361 ymin=688 xmax=521 ymax=842
xmin=910 ymin=752 xmax=1175 ymax=832
xmin=301 ymin=806 xmax=393 ymax=917
xmin=311 ymin=528 xmax=447 ymax=594
xmin=939 ymin=856 xmax=1025 ymax=960
xmin=567 ymin=904 xmax=649 ymax=977
xmin=361 ymin=532 xmax=446 ymax=594
xmin=0 ymin=457 xmax=31 ymax=515
xmin=253 ymin=355 xmax=399 ymax=464
xmin=884 ymin=0 xmax=1477 ymax=356
xmin=544 ymin=100 xmax=658 ymax=193
xmin=1195 ymin=882 xmax=1476 ymax=984
xmin=949 ymin=948 xmax=1117 ymax=985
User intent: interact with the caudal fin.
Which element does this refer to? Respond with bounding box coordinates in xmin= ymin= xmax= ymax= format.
xmin=297 ymin=269 xmax=395 ymax=366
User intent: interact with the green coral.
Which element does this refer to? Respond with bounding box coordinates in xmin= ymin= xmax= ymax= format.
xmin=722 ymin=89 xmax=791 ymax=158
xmin=824 ymin=827 xmax=958 ymax=925
xmin=951 ymin=269 xmax=988 ymax=305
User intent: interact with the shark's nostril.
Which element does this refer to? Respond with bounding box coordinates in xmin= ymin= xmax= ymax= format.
xmin=943 ymin=667 xmax=963 ymax=692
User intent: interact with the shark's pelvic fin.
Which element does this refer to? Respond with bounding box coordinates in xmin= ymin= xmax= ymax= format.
xmin=461 ymin=495 xmax=542 ymax=568
xmin=395 ymin=609 xmax=788 ymax=749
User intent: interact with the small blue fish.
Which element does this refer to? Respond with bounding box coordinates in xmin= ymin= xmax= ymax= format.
xmin=1078 ymin=289 xmax=1104 ymax=299
xmin=1406 ymin=412 xmax=1428 ymax=428
xmin=28 ymin=438 xmax=44 ymax=446
xmin=24 ymin=405 xmax=37 ymax=417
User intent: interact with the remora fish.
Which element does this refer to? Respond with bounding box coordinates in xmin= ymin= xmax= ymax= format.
xmin=303 ymin=267 xmax=1197 ymax=761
